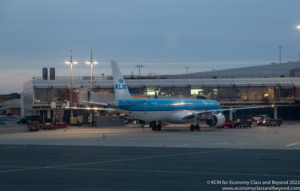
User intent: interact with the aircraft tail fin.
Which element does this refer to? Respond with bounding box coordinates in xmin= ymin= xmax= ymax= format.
xmin=111 ymin=60 xmax=132 ymax=100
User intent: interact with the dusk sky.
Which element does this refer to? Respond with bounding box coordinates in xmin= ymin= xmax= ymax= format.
xmin=1 ymin=0 xmax=300 ymax=93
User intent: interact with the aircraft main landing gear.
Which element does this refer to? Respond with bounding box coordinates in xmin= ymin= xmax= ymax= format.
xmin=150 ymin=121 xmax=161 ymax=131
xmin=190 ymin=119 xmax=200 ymax=132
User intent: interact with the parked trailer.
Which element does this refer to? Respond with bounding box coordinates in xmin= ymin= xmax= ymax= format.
xmin=53 ymin=122 xmax=67 ymax=129
xmin=28 ymin=121 xmax=67 ymax=131
xmin=219 ymin=120 xmax=252 ymax=129
xmin=40 ymin=122 xmax=67 ymax=130
xmin=236 ymin=120 xmax=252 ymax=128
xmin=40 ymin=122 xmax=54 ymax=130
xmin=263 ymin=118 xmax=282 ymax=127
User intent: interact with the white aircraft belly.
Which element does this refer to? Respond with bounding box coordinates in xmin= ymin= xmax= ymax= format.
xmin=119 ymin=109 xmax=175 ymax=122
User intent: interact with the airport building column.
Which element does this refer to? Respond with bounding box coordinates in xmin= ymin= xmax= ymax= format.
xmin=274 ymin=106 xmax=278 ymax=119
xmin=20 ymin=93 xmax=25 ymax=117
xmin=47 ymin=109 xmax=51 ymax=120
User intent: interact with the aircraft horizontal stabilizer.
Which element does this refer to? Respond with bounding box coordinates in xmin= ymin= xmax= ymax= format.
xmin=66 ymin=106 xmax=115 ymax=111
xmin=81 ymin=101 xmax=109 ymax=107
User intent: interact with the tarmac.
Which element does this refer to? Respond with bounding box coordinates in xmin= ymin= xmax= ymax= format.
xmin=0 ymin=145 xmax=300 ymax=191
xmin=0 ymin=121 xmax=300 ymax=190
xmin=0 ymin=122 xmax=299 ymax=150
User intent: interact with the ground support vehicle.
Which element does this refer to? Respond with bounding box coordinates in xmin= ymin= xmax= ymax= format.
xmin=219 ymin=120 xmax=237 ymax=128
xmin=252 ymin=115 xmax=271 ymax=126
xmin=18 ymin=115 xmax=41 ymax=125
xmin=27 ymin=121 xmax=41 ymax=131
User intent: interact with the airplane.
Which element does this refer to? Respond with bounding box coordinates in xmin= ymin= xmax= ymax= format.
xmin=86 ymin=60 xmax=271 ymax=131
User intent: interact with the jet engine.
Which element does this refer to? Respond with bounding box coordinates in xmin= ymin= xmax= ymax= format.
xmin=206 ymin=113 xmax=225 ymax=127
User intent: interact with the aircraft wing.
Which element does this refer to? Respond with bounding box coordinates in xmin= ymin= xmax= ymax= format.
xmin=82 ymin=100 xmax=148 ymax=109
xmin=183 ymin=105 xmax=272 ymax=120
xmin=205 ymin=105 xmax=271 ymax=113
xmin=119 ymin=100 xmax=147 ymax=108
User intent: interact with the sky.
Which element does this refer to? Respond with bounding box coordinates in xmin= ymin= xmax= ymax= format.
xmin=1 ymin=0 xmax=300 ymax=93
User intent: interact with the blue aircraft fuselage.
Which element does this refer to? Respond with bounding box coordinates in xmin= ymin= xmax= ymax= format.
xmin=117 ymin=99 xmax=222 ymax=111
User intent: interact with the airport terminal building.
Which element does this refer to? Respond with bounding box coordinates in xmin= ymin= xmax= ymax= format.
xmin=22 ymin=62 xmax=300 ymax=123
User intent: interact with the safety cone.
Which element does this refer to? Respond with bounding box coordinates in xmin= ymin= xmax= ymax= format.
xmin=274 ymin=130 xmax=278 ymax=134
xmin=200 ymin=128 xmax=204 ymax=132
xmin=64 ymin=128 xmax=66 ymax=132
xmin=142 ymin=127 xmax=144 ymax=132
xmin=102 ymin=133 xmax=106 ymax=139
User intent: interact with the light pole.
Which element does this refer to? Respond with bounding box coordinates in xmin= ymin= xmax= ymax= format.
xmin=136 ymin=64 xmax=144 ymax=78
xmin=297 ymin=25 xmax=300 ymax=62
xmin=85 ymin=49 xmax=98 ymax=89
xmin=185 ymin=66 xmax=189 ymax=79
xmin=65 ymin=49 xmax=78 ymax=116
xmin=278 ymin=46 xmax=282 ymax=64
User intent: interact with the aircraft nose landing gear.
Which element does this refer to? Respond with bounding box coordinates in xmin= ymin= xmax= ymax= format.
xmin=190 ymin=125 xmax=195 ymax=131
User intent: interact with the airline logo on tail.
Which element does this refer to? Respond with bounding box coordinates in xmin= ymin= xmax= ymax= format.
xmin=115 ymin=79 xmax=127 ymax=89
xmin=111 ymin=60 xmax=132 ymax=100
